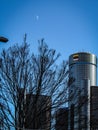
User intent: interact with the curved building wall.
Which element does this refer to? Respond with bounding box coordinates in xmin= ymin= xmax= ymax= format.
xmin=68 ymin=52 xmax=97 ymax=130
xmin=69 ymin=52 xmax=97 ymax=87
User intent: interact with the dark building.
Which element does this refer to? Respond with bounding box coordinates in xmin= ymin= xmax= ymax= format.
xmin=55 ymin=108 xmax=68 ymax=130
xmin=17 ymin=89 xmax=51 ymax=130
xmin=25 ymin=94 xmax=51 ymax=130
xmin=90 ymin=86 xmax=98 ymax=129
xmin=17 ymin=88 xmax=26 ymax=129
xmin=68 ymin=52 xmax=97 ymax=130
xmin=70 ymin=104 xmax=74 ymax=130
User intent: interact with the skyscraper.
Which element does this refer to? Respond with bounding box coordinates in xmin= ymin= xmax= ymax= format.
xmin=68 ymin=52 xmax=97 ymax=130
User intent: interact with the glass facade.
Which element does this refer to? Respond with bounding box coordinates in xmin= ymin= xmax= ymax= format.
xmin=68 ymin=52 xmax=97 ymax=130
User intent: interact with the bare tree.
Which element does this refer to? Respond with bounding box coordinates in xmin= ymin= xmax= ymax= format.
xmin=0 ymin=37 xmax=68 ymax=130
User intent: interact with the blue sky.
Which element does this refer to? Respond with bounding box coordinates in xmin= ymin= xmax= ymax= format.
xmin=0 ymin=0 xmax=98 ymax=62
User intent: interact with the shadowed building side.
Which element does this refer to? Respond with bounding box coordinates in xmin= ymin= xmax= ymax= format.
xmin=25 ymin=94 xmax=51 ymax=130
xmin=17 ymin=89 xmax=51 ymax=130
xmin=55 ymin=108 xmax=68 ymax=130
xmin=90 ymin=86 xmax=98 ymax=129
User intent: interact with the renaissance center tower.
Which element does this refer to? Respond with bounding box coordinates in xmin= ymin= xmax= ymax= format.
xmin=68 ymin=52 xmax=97 ymax=130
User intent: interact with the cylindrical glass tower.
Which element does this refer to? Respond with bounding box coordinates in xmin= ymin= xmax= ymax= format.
xmin=68 ymin=52 xmax=97 ymax=130
xmin=69 ymin=52 xmax=97 ymax=87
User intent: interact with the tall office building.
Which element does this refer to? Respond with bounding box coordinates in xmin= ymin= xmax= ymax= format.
xmin=68 ymin=52 xmax=97 ymax=130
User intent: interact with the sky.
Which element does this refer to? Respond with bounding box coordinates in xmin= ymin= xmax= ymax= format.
xmin=0 ymin=0 xmax=98 ymax=62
